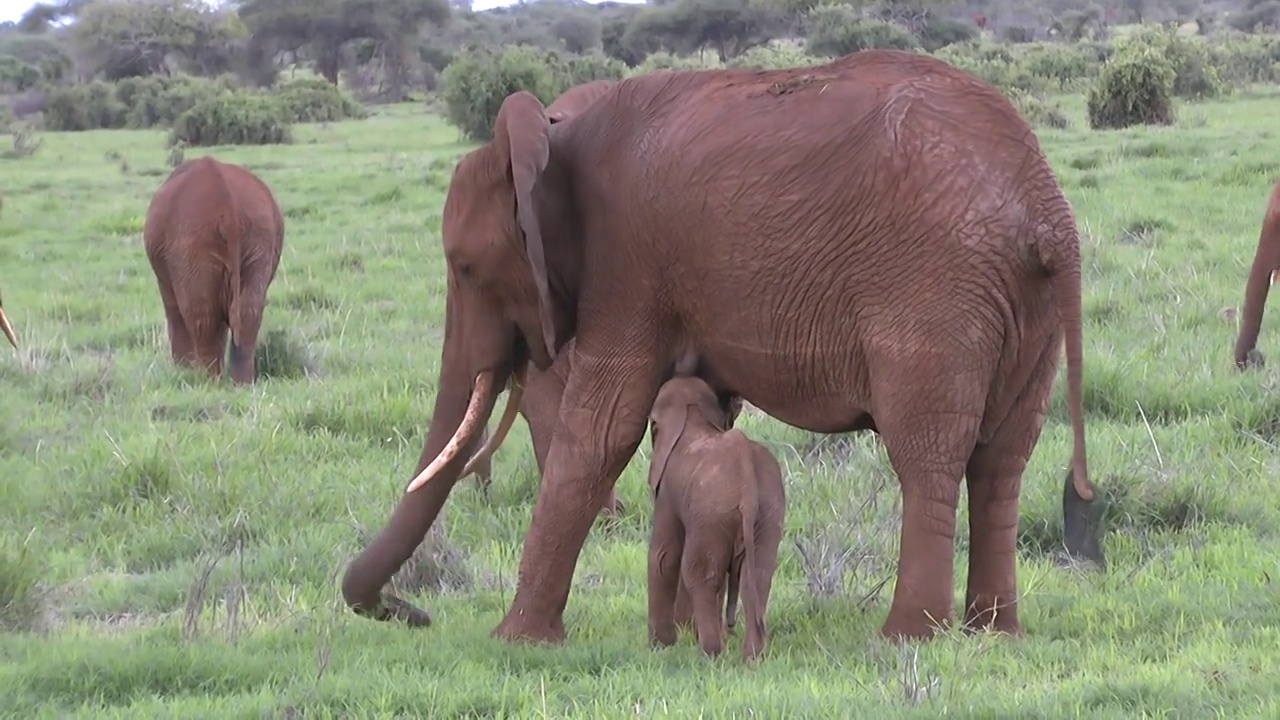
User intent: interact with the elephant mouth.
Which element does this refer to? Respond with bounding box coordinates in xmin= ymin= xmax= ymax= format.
xmin=404 ymin=335 xmax=530 ymax=494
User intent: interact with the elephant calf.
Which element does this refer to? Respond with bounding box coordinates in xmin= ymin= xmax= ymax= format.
xmin=646 ymin=375 xmax=786 ymax=662
xmin=143 ymin=156 xmax=284 ymax=384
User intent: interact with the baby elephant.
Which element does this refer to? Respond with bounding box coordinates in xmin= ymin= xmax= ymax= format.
xmin=646 ymin=376 xmax=786 ymax=661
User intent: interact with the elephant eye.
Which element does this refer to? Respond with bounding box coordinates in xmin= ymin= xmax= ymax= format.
xmin=456 ymin=262 xmax=474 ymax=279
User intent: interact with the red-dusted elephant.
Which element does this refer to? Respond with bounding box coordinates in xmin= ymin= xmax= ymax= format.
xmin=342 ymin=50 xmax=1106 ymax=644
xmin=143 ymin=156 xmax=284 ymax=384
xmin=1234 ymin=182 xmax=1279 ymax=370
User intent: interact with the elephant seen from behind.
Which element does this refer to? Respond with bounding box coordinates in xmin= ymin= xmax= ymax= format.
xmin=646 ymin=375 xmax=785 ymax=662
xmin=143 ymin=156 xmax=285 ymax=384
xmin=1234 ymin=181 xmax=1280 ymax=370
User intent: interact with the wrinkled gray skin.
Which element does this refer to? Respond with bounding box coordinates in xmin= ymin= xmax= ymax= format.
xmin=646 ymin=375 xmax=785 ymax=661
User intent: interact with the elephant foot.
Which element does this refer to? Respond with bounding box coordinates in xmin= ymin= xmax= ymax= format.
xmin=649 ymin=623 xmax=678 ymax=648
xmin=879 ymin=607 xmax=952 ymax=642
xmin=962 ymin=595 xmax=1023 ymax=636
xmin=353 ymin=593 xmax=432 ymax=627
xmin=492 ymin=609 xmax=567 ymax=645
xmin=1238 ymin=348 xmax=1265 ymax=371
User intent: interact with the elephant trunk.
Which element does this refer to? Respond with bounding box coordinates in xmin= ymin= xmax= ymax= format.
xmin=1234 ymin=185 xmax=1280 ymax=370
xmin=341 ymin=363 xmax=498 ymax=623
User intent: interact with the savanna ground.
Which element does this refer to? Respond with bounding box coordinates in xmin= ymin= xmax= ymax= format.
xmin=1 ymin=89 xmax=1279 ymax=718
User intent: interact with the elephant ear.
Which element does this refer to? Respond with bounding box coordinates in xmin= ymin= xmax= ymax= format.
xmin=493 ymin=91 xmax=557 ymax=362
xmin=648 ymin=404 xmax=690 ymax=498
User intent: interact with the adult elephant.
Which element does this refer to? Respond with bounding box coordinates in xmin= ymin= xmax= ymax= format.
xmin=0 ymin=291 xmax=16 ymax=348
xmin=342 ymin=49 xmax=1106 ymax=643
xmin=1234 ymin=181 xmax=1279 ymax=370
xmin=143 ymin=156 xmax=285 ymax=384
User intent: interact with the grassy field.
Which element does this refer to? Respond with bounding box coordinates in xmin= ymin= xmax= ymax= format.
xmin=1 ymin=89 xmax=1279 ymax=718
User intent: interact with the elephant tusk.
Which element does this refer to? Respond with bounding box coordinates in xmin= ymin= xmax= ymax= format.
xmin=0 ymin=306 xmax=15 ymax=349
xmin=405 ymin=371 xmax=496 ymax=494
xmin=1271 ymin=268 xmax=1278 ymax=286
xmin=460 ymin=363 xmax=527 ymax=478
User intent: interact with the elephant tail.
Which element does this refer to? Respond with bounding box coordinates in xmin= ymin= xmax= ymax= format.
xmin=1234 ymin=182 xmax=1280 ymax=370
xmin=1036 ymin=204 xmax=1104 ymax=566
xmin=220 ymin=209 xmax=246 ymax=345
xmin=737 ymin=454 xmax=766 ymax=660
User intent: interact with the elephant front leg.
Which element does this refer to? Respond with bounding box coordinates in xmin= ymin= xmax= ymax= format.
xmin=492 ymin=351 xmax=660 ymax=644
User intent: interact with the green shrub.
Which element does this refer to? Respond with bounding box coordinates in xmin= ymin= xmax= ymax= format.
xmin=0 ymin=33 xmax=73 ymax=86
xmin=1207 ymin=32 xmax=1280 ymax=87
xmin=116 ymin=74 xmax=239 ymax=129
xmin=0 ymin=103 xmax=14 ymax=134
xmin=1018 ymin=41 xmax=1110 ymax=91
xmin=728 ymin=42 xmax=820 ymax=70
xmin=632 ymin=50 xmax=723 ymax=75
xmin=933 ymin=41 xmax=1047 ymax=96
xmin=43 ymin=81 xmax=128 ymax=131
xmin=914 ymin=14 xmax=978 ymax=52
xmin=1087 ymin=44 xmax=1176 ymax=130
xmin=1126 ymin=25 xmax=1222 ymax=100
xmin=560 ymin=54 xmax=628 ymax=86
xmin=804 ymin=6 xmax=920 ymax=58
xmin=1007 ymin=88 xmax=1072 ymax=130
xmin=170 ymin=94 xmax=292 ymax=147
xmin=274 ymin=77 xmax=368 ymax=123
xmin=440 ymin=45 xmax=569 ymax=141
xmin=0 ymin=57 xmax=41 ymax=92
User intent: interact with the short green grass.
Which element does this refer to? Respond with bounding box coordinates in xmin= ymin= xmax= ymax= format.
xmin=1 ymin=91 xmax=1279 ymax=718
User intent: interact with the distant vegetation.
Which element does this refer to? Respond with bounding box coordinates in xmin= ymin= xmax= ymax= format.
xmin=2 ymin=0 xmax=1279 ymax=144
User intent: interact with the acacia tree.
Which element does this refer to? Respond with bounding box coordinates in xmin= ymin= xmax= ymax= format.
xmin=238 ymin=0 xmax=448 ymax=99
xmin=69 ymin=0 xmax=247 ymax=79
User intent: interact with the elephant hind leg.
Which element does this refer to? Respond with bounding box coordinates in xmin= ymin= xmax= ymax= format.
xmin=682 ymin=547 xmax=730 ymax=658
xmin=873 ymin=360 xmax=988 ymax=641
xmin=962 ymin=342 xmax=1061 ymax=635
xmin=153 ymin=266 xmax=196 ymax=367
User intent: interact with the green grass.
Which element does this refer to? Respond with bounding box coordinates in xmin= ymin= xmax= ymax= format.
xmin=1 ymin=90 xmax=1279 ymax=717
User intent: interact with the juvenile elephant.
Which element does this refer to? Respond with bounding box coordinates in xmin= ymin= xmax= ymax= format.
xmin=143 ymin=156 xmax=284 ymax=384
xmin=646 ymin=375 xmax=785 ymax=661
xmin=344 ymin=50 xmax=1106 ymax=644
xmin=1234 ymin=181 xmax=1280 ymax=370
xmin=0 ymin=291 xmax=16 ymax=348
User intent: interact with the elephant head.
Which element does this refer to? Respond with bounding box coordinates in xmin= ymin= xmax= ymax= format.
xmin=545 ymin=80 xmax=616 ymax=125
xmin=1235 ymin=182 xmax=1280 ymax=370
xmin=0 ymin=291 xmax=16 ymax=349
xmin=341 ymin=90 xmax=583 ymax=622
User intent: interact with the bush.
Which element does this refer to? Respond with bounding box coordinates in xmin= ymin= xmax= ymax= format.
xmin=804 ymin=6 xmax=921 ymax=58
xmin=560 ymin=54 xmax=628 ymax=86
xmin=440 ymin=45 xmax=569 ymax=141
xmin=274 ymin=77 xmax=368 ymax=123
xmin=933 ymin=41 xmax=1046 ymax=96
xmin=631 ymin=50 xmax=723 ymax=75
xmin=1007 ymin=88 xmax=1072 ymax=130
xmin=43 ymin=81 xmax=128 ymax=131
xmin=1018 ymin=41 xmax=1110 ymax=91
xmin=1126 ymin=25 xmax=1222 ymax=100
xmin=728 ymin=42 xmax=820 ymax=70
xmin=1208 ymin=33 xmax=1280 ymax=86
xmin=914 ymin=14 xmax=978 ymax=52
xmin=170 ymin=94 xmax=292 ymax=147
xmin=115 ymin=74 xmax=239 ymax=129
xmin=1087 ymin=44 xmax=1176 ymax=130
